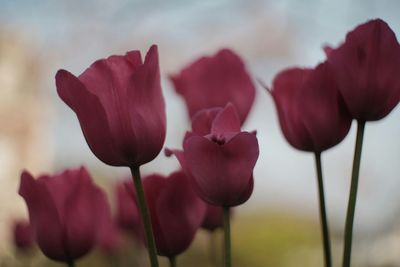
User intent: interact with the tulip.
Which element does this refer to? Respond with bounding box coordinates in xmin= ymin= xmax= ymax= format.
xmin=269 ymin=61 xmax=353 ymax=267
xmin=202 ymin=205 xmax=224 ymax=232
xmin=170 ymin=49 xmax=256 ymax=123
xmin=13 ymin=220 xmax=34 ymax=250
xmin=115 ymin=180 xmax=140 ymax=234
xmin=167 ymin=104 xmax=258 ymax=267
xmin=327 ymin=19 xmax=400 ymax=121
xmin=270 ymin=62 xmax=352 ymax=152
xmin=141 ymin=171 xmax=206 ymax=263
xmin=18 ymin=167 xmax=113 ymax=266
xmin=326 ymin=19 xmax=400 ymax=267
xmin=56 ymin=45 xmax=166 ymax=267
xmin=56 ymin=45 xmax=166 ymax=167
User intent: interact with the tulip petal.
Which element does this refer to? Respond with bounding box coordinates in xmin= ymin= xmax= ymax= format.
xmin=191 ymin=107 xmax=222 ymax=136
xmin=328 ymin=19 xmax=400 ymax=120
xmin=19 ymin=171 xmax=67 ymax=261
xmin=63 ymin=168 xmax=101 ymax=259
xmin=56 ymin=70 xmax=125 ymax=166
xmin=184 ymin=132 xmax=259 ymax=206
xmin=170 ymin=49 xmax=256 ymax=123
xmin=211 ymin=103 xmax=241 ymax=136
xmin=155 ymin=171 xmax=206 ymax=256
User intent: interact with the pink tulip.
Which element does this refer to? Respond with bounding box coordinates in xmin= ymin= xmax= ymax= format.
xmin=19 ymin=167 xmax=113 ymax=263
xmin=327 ymin=19 xmax=400 ymax=121
xmin=56 ymin=45 xmax=166 ymax=167
xmin=167 ymin=104 xmax=259 ymax=207
xmin=141 ymin=171 xmax=206 ymax=257
xmin=170 ymin=49 xmax=256 ymax=123
xmin=270 ymin=62 xmax=352 ymax=152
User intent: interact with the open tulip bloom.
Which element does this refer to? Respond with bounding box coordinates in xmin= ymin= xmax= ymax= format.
xmin=56 ymin=45 xmax=166 ymax=267
xmin=166 ymin=103 xmax=259 ymax=267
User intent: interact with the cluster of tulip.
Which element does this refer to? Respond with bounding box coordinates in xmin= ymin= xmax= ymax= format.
xmin=15 ymin=18 xmax=400 ymax=267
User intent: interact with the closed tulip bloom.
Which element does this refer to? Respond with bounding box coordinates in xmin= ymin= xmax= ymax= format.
xmin=270 ymin=62 xmax=352 ymax=152
xmin=182 ymin=104 xmax=259 ymax=207
xmin=56 ymin=45 xmax=166 ymax=167
xmin=19 ymin=167 xmax=112 ymax=263
xmin=327 ymin=19 xmax=400 ymax=121
xmin=13 ymin=220 xmax=34 ymax=250
xmin=115 ymin=180 xmax=140 ymax=233
xmin=170 ymin=49 xmax=256 ymax=123
xmin=142 ymin=171 xmax=206 ymax=257
xmin=201 ymin=205 xmax=224 ymax=232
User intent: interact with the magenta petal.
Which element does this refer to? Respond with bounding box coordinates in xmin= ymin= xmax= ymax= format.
xmin=191 ymin=107 xmax=222 ymax=136
xmin=170 ymin=48 xmax=256 ymax=123
xmin=19 ymin=171 xmax=66 ymax=261
xmin=56 ymin=70 xmax=125 ymax=166
xmin=184 ymin=132 xmax=259 ymax=206
xmin=155 ymin=171 xmax=206 ymax=256
xmin=327 ymin=19 xmax=400 ymax=121
xmin=63 ymin=170 xmax=99 ymax=259
xmin=211 ymin=103 xmax=241 ymax=136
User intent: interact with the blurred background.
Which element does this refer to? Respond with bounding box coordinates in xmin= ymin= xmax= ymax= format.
xmin=0 ymin=0 xmax=399 ymax=266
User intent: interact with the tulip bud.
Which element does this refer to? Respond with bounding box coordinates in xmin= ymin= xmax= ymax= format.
xmin=327 ymin=19 xmax=400 ymax=121
xmin=141 ymin=171 xmax=206 ymax=257
xmin=270 ymin=62 xmax=352 ymax=152
xmin=18 ymin=167 xmax=113 ymax=263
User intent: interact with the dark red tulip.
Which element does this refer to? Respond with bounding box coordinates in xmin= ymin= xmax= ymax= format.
xmin=141 ymin=171 xmax=206 ymax=257
xmin=270 ymin=62 xmax=352 ymax=152
xmin=98 ymin=222 xmax=122 ymax=255
xmin=13 ymin=220 xmax=34 ymax=250
xmin=327 ymin=19 xmax=400 ymax=121
xmin=201 ymin=205 xmax=224 ymax=232
xmin=115 ymin=180 xmax=140 ymax=234
xmin=56 ymin=45 xmax=166 ymax=167
xmin=18 ymin=167 xmax=112 ymax=263
xmin=177 ymin=104 xmax=258 ymax=207
xmin=170 ymin=49 xmax=256 ymax=123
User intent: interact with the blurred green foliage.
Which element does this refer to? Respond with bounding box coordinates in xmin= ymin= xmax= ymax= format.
xmin=4 ymin=210 xmax=326 ymax=267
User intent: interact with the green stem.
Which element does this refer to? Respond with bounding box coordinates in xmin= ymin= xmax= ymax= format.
xmin=314 ymin=152 xmax=332 ymax=267
xmin=130 ymin=166 xmax=159 ymax=267
xmin=223 ymin=207 xmax=231 ymax=267
xmin=169 ymin=257 xmax=177 ymax=267
xmin=66 ymin=260 xmax=75 ymax=267
xmin=342 ymin=120 xmax=366 ymax=267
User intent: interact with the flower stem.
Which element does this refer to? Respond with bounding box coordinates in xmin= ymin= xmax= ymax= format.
xmin=342 ymin=120 xmax=366 ymax=267
xmin=314 ymin=152 xmax=332 ymax=267
xmin=130 ymin=166 xmax=159 ymax=267
xmin=223 ymin=206 xmax=231 ymax=267
xmin=66 ymin=259 xmax=75 ymax=267
xmin=169 ymin=257 xmax=177 ymax=267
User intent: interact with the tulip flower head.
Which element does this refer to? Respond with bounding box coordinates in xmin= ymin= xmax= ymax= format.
xmin=141 ymin=171 xmax=206 ymax=257
xmin=327 ymin=19 xmax=400 ymax=121
xmin=167 ymin=104 xmax=259 ymax=207
xmin=270 ymin=62 xmax=352 ymax=152
xmin=170 ymin=49 xmax=256 ymax=123
xmin=18 ymin=167 xmax=113 ymax=263
xmin=56 ymin=45 xmax=166 ymax=167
